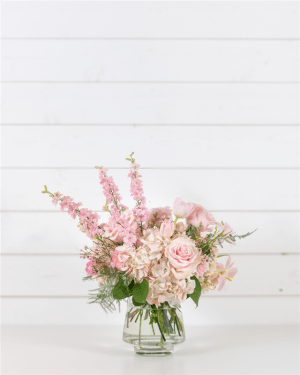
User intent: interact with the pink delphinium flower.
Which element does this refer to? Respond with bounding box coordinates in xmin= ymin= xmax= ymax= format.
xmin=173 ymin=198 xmax=194 ymax=219
xmin=111 ymin=244 xmax=132 ymax=271
xmin=197 ymin=261 xmax=209 ymax=277
xmin=99 ymin=168 xmax=128 ymax=219
xmin=160 ymin=219 xmax=175 ymax=238
xmin=217 ymin=255 xmax=238 ymax=290
xmin=186 ymin=204 xmax=215 ymax=231
xmin=52 ymin=191 xmax=62 ymax=206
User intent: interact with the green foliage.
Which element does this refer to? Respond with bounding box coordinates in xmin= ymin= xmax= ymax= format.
xmin=187 ymin=276 xmax=202 ymax=307
xmin=132 ymin=279 xmax=149 ymax=303
xmin=88 ymin=277 xmax=121 ymax=313
xmin=231 ymin=229 xmax=257 ymax=240
xmin=126 ymin=152 xmax=135 ymax=164
xmin=112 ymin=278 xmax=131 ymax=300
xmin=186 ymin=225 xmax=197 ymax=240
xmin=132 ymin=299 xmax=146 ymax=307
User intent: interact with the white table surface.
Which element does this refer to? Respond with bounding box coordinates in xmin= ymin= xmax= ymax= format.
xmin=1 ymin=325 xmax=299 ymax=375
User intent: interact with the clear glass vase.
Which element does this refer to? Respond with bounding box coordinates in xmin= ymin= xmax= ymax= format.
xmin=123 ymin=297 xmax=185 ymax=356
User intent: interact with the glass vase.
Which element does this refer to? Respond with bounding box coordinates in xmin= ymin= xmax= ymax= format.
xmin=122 ymin=297 xmax=185 ymax=356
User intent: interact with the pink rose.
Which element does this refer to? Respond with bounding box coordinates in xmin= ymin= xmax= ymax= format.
xmin=160 ymin=219 xmax=175 ymax=238
xmin=165 ymin=237 xmax=201 ymax=279
xmin=173 ymin=197 xmax=195 ymax=219
xmin=186 ymin=204 xmax=215 ymax=230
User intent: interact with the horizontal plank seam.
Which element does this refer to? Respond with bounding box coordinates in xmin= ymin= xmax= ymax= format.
xmin=2 ymin=167 xmax=299 ymax=170
xmin=2 ymin=38 xmax=300 ymax=41
xmin=2 ymin=124 xmax=299 ymax=127
xmin=2 ymin=81 xmax=300 ymax=84
xmin=1 ymin=295 xmax=299 ymax=298
xmin=1 ymin=253 xmax=298 ymax=256
xmin=2 ymin=210 xmax=299 ymax=213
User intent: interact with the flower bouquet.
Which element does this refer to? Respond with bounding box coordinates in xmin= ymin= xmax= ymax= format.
xmin=42 ymin=153 xmax=254 ymax=356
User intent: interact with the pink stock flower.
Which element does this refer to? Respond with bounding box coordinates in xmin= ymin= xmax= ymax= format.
xmin=165 ymin=237 xmax=201 ymax=280
xmin=217 ymin=255 xmax=238 ymax=290
xmin=173 ymin=198 xmax=194 ymax=219
xmin=85 ymin=259 xmax=97 ymax=276
xmin=160 ymin=219 xmax=175 ymax=238
xmin=186 ymin=204 xmax=215 ymax=231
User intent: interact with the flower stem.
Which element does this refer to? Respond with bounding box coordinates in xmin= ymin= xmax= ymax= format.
xmin=175 ymin=316 xmax=181 ymax=336
xmin=157 ymin=321 xmax=166 ymax=342
xmin=139 ymin=309 xmax=143 ymax=348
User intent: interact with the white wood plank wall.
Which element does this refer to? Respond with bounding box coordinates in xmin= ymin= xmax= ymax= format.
xmin=1 ymin=1 xmax=299 ymax=326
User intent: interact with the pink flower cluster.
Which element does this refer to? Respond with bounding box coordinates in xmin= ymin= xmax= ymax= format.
xmin=128 ymin=163 xmax=148 ymax=226
xmin=85 ymin=259 xmax=97 ymax=276
xmin=57 ymin=195 xmax=103 ymax=240
xmin=45 ymin=155 xmax=245 ymax=308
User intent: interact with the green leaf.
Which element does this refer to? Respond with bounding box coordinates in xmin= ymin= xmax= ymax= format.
xmin=217 ymin=254 xmax=228 ymax=258
xmin=132 ymin=298 xmax=145 ymax=306
xmin=132 ymin=279 xmax=149 ymax=303
xmin=128 ymin=279 xmax=135 ymax=291
xmin=187 ymin=276 xmax=201 ymax=307
xmin=112 ymin=278 xmax=131 ymax=300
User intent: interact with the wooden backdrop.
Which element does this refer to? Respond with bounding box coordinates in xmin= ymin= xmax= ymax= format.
xmin=1 ymin=1 xmax=299 ymax=325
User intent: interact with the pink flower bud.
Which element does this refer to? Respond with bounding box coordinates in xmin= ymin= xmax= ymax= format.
xmin=160 ymin=219 xmax=175 ymax=238
xmin=172 ymin=197 xmax=194 ymax=218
